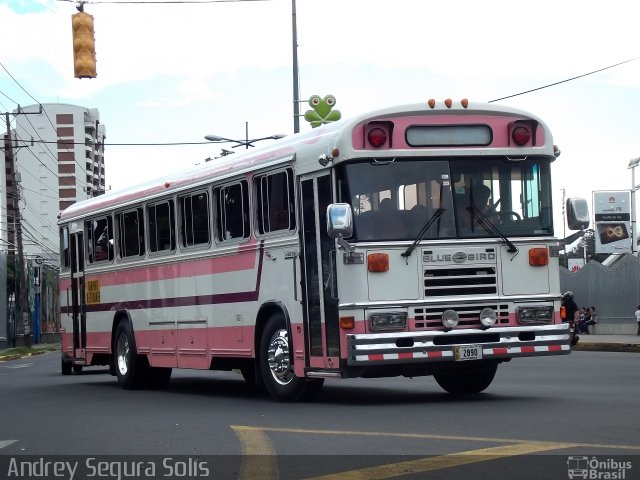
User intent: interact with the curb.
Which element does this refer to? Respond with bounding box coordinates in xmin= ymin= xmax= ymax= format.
xmin=0 ymin=355 xmax=22 ymax=362
xmin=572 ymin=343 xmax=640 ymax=353
xmin=0 ymin=349 xmax=56 ymax=362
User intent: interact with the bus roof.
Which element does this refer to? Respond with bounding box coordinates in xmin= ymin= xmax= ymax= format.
xmin=58 ymin=100 xmax=553 ymax=224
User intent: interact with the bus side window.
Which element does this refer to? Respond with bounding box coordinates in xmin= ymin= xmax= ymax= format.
xmin=255 ymin=168 xmax=295 ymax=235
xmin=116 ymin=208 xmax=145 ymax=258
xmin=59 ymin=226 xmax=70 ymax=269
xmin=215 ymin=180 xmax=249 ymax=242
xmin=148 ymin=200 xmax=176 ymax=253
xmin=179 ymin=191 xmax=211 ymax=248
xmin=86 ymin=216 xmax=114 ymax=264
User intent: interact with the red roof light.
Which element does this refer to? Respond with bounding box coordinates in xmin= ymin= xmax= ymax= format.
xmin=512 ymin=126 xmax=531 ymax=146
xmin=367 ymin=127 xmax=388 ymax=148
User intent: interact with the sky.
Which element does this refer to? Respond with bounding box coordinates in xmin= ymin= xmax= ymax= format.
xmin=1 ymin=0 xmax=640 ymax=236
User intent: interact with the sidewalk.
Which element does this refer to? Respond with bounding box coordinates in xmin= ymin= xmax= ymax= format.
xmin=572 ymin=334 xmax=640 ymax=353
xmin=0 ymin=343 xmax=60 ymax=362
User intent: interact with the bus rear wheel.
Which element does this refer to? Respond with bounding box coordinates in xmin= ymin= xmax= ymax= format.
xmin=61 ymin=357 xmax=72 ymax=375
xmin=259 ymin=313 xmax=323 ymax=402
xmin=434 ymin=362 xmax=498 ymax=395
xmin=113 ymin=320 xmax=146 ymax=389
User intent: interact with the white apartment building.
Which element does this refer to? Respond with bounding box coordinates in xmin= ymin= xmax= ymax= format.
xmin=8 ymin=103 xmax=106 ymax=264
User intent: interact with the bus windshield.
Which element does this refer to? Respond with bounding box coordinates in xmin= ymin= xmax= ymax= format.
xmin=336 ymin=157 xmax=553 ymax=241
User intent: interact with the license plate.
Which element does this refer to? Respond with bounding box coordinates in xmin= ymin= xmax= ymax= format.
xmin=454 ymin=344 xmax=482 ymax=361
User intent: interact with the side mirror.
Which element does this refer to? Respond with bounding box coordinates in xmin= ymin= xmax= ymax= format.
xmin=566 ymin=198 xmax=590 ymax=230
xmin=327 ymin=203 xmax=353 ymax=239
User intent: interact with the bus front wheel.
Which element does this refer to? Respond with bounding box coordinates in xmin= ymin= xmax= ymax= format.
xmin=433 ymin=362 xmax=498 ymax=395
xmin=259 ymin=313 xmax=323 ymax=402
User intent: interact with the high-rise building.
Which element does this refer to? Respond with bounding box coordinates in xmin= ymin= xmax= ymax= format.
xmin=5 ymin=103 xmax=106 ymax=264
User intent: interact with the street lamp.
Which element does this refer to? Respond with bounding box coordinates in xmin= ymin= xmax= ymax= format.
xmin=204 ymin=121 xmax=286 ymax=150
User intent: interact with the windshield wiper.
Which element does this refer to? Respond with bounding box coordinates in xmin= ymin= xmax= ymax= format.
xmin=466 ymin=206 xmax=518 ymax=253
xmin=402 ymin=208 xmax=445 ymax=258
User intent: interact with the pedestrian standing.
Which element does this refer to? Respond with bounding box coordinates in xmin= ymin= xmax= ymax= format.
xmin=581 ymin=307 xmax=598 ymax=334
xmin=635 ymin=305 xmax=640 ymax=336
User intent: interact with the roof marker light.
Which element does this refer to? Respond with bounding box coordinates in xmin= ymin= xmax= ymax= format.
xmin=511 ymin=126 xmax=531 ymax=146
xmin=461 ymin=99 xmax=469 ymax=108
xmin=444 ymin=98 xmax=452 ymax=108
xmin=367 ymin=127 xmax=388 ymax=148
xmin=428 ymin=99 xmax=436 ymax=108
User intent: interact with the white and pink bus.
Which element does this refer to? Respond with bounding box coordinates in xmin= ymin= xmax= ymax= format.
xmin=59 ymin=100 xmax=576 ymax=401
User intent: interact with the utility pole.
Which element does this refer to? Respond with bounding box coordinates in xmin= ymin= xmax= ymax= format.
xmin=3 ymin=107 xmax=42 ymax=347
xmin=1 ymin=116 xmax=7 ymax=347
xmin=5 ymin=111 xmax=29 ymax=346
xmin=291 ymin=0 xmax=300 ymax=134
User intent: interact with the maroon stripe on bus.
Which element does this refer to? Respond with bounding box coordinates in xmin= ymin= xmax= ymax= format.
xmin=61 ymin=241 xmax=266 ymax=315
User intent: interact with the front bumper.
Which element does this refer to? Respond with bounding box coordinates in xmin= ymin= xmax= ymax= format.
xmin=346 ymin=323 xmax=570 ymax=366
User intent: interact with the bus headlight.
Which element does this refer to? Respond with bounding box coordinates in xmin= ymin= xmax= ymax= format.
xmin=479 ymin=307 xmax=498 ymax=327
xmin=442 ymin=309 xmax=459 ymax=329
xmin=369 ymin=312 xmax=407 ymax=331
xmin=517 ymin=306 xmax=554 ymax=324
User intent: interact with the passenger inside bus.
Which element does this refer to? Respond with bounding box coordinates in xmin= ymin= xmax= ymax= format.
xmin=376 ymin=198 xmax=407 ymax=238
xmin=455 ymin=184 xmax=500 ymax=234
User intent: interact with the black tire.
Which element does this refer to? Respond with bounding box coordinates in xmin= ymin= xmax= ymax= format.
xmin=259 ymin=313 xmax=323 ymax=402
xmin=434 ymin=362 xmax=498 ymax=395
xmin=61 ymin=357 xmax=72 ymax=376
xmin=72 ymin=364 xmax=83 ymax=374
xmin=113 ymin=320 xmax=147 ymax=389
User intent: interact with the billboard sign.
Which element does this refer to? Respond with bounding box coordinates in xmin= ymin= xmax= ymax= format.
xmin=593 ymin=190 xmax=632 ymax=254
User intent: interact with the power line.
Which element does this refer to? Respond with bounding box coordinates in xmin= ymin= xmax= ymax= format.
xmin=0 ymin=88 xmax=19 ymax=105
xmin=1 ymin=61 xmax=100 ymax=186
xmin=0 ymin=62 xmax=40 ymax=106
xmin=489 ymin=57 xmax=640 ymax=103
xmin=17 ymin=107 xmax=85 ymax=177
xmin=57 ymin=0 xmax=269 ymax=4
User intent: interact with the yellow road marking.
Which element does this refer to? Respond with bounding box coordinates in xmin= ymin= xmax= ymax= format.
xmin=231 ymin=425 xmax=278 ymax=480
xmin=305 ymin=442 xmax=574 ymax=480
xmin=230 ymin=425 xmax=640 ymax=480
xmin=234 ymin=425 xmax=640 ymax=452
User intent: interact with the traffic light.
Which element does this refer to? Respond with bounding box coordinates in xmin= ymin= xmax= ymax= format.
xmin=71 ymin=11 xmax=96 ymax=79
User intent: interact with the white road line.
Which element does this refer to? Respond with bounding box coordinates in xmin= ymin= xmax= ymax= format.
xmin=0 ymin=440 xmax=17 ymax=449
xmin=4 ymin=363 xmax=35 ymax=369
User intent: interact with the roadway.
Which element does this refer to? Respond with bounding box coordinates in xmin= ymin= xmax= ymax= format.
xmin=0 ymin=349 xmax=638 ymax=479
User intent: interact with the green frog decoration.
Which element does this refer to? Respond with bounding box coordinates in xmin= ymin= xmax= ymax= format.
xmin=304 ymin=95 xmax=342 ymax=128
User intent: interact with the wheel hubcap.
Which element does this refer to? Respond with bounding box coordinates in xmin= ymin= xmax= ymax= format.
xmin=267 ymin=329 xmax=293 ymax=385
xmin=117 ymin=333 xmax=129 ymax=376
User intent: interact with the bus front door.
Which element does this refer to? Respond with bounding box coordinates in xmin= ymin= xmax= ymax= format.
xmin=299 ymin=174 xmax=340 ymax=370
xmin=69 ymin=231 xmax=87 ymax=365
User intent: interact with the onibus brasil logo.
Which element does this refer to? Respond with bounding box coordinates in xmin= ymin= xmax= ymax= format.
xmin=567 ymin=456 xmax=632 ymax=479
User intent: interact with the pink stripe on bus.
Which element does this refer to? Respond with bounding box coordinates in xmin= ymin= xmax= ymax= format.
xmin=86 ymin=249 xmax=258 ymax=288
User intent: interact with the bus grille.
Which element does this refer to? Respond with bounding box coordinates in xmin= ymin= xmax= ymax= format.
xmin=424 ymin=266 xmax=497 ymax=297
xmin=413 ymin=304 xmax=510 ymax=329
